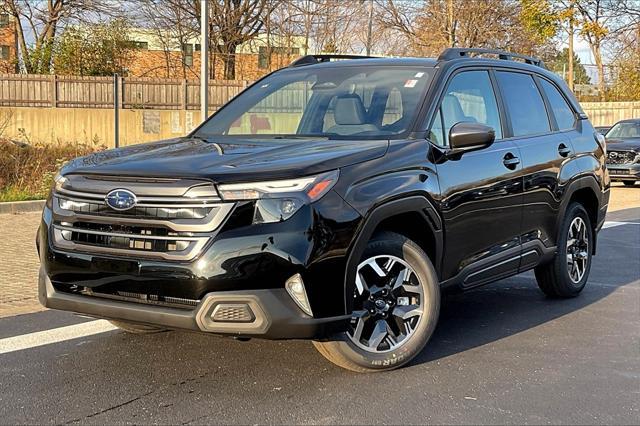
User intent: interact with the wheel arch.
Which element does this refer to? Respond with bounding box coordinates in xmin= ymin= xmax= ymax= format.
xmin=343 ymin=196 xmax=443 ymax=314
xmin=558 ymin=174 xmax=603 ymax=254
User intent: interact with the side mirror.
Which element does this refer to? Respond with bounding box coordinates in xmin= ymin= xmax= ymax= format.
xmin=447 ymin=122 xmax=495 ymax=157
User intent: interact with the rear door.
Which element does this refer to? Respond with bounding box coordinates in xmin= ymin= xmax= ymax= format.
xmin=494 ymin=70 xmax=578 ymax=270
xmin=429 ymin=69 xmax=524 ymax=287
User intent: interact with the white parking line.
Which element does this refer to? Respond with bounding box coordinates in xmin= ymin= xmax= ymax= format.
xmin=0 ymin=320 xmax=118 ymax=355
xmin=602 ymin=221 xmax=640 ymax=229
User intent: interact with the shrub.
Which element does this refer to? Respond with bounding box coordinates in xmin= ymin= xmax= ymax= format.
xmin=0 ymin=139 xmax=106 ymax=202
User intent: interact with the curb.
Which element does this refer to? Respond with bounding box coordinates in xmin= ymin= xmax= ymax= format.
xmin=0 ymin=200 xmax=46 ymax=214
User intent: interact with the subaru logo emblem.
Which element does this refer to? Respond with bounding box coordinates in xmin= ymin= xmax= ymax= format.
xmin=105 ymin=189 xmax=137 ymax=211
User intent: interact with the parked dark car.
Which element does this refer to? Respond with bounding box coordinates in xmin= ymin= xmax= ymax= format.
xmin=604 ymin=119 xmax=640 ymax=186
xmin=37 ymin=48 xmax=609 ymax=372
xmin=595 ymin=126 xmax=611 ymax=135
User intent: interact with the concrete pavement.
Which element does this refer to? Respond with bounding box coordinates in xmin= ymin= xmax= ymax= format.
xmin=0 ymin=185 xmax=638 ymax=424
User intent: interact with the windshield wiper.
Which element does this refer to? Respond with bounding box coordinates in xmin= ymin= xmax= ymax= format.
xmin=271 ymin=135 xmax=329 ymax=140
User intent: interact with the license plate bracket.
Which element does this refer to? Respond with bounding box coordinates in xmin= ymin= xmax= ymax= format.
xmin=91 ymin=257 xmax=139 ymax=274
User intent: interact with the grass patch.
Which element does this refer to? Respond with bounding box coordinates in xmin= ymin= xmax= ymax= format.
xmin=0 ymin=139 xmax=106 ymax=203
xmin=0 ymin=185 xmax=45 ymax=202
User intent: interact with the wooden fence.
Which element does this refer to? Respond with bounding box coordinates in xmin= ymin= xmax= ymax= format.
xmin=581 ymin=102 xmax=640 ymax=126
xmin=0 ymin=74 xmax=251 ymax=110
xmin=1 ymin=73 xmax=638 ymax=126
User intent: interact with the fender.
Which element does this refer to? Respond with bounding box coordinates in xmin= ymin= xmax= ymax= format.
xmin=555 ymin=173 xmax=605 ymax=254
xmin=342 ymin=195 xmax=443 ymax=314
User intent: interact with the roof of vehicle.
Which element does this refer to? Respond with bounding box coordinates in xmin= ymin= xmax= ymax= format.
xmin=287 ymin=56 xmax=440 ymax=69
xmin=612 ymin=119 xmax=640 ymax=124
xmin=288 ymin=49 xmax=546 ymax=71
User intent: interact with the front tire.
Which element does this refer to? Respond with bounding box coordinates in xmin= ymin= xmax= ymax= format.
xmin=623 ymin=181 xmax=637 ymax=187
xmin=313 ymin=232 xmax=440 ymax=372
xmin=535 ymin=203 xmax=593 ymax=298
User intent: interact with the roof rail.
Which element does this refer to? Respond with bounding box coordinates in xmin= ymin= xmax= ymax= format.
xmin=438 ymin=48 xmax=546 ymax=68
xmin=289 ymin=54 xmax=376 ymax=67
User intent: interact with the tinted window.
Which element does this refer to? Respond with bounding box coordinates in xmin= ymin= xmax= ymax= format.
xmin=430 ymin=70 xmax=502 ymax=146
xmin=607 ymin=122 xmax=640 ymax=138
xmin=539 ymin=79 xmax=575 ymax=130
xmin=496 ymin=71 xmax=550 ymax=137
xmin=196 ymin=66 xmax=432 ymax=140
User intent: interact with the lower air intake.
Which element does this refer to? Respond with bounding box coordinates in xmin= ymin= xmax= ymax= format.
xmin=211 ymin=304 xmax=255 ymax=323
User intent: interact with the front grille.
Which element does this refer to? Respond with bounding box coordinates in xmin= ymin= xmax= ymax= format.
xmin=53 ymin=223 xmax=206 ymax=259
xmin=58 ymin=197 xmax=213 ymax=220
xmin=55 ymin=283 xmax=200 ymax=310
xmin=607 ymin=150 xmax=639 ymax=165
xmin=51 ymin=175 xmax=234 ymax=261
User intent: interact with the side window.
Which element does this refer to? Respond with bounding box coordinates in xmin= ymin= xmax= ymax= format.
xmin=539 ymin=78 xmax=576 ymax=131
xmin=496 ymin=71 xmax=550 ymax=137
xmin=430 ymin=70 xmax=502 ymax=146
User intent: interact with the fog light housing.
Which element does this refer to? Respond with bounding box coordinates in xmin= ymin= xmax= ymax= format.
xmin=285 ymin=273 xmax=313 ymax=317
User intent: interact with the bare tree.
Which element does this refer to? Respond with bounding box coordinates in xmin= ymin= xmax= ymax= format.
xmin=0 ymin=0 xmax=123 ymax=74
xmin=162 ymin=0 xmax=277 ymax=79
xmin=573 ymin=0 xmax=628 ymax=100
xmin=379 ymin=0 xmax=559 ymax=57
xmin=131 ymin=0 xmax=199 ymax=78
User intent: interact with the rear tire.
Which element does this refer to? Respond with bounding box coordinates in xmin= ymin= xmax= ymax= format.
xmin=535 ymin=203 xmax=593 ymax=298
xmin=623 ymin=181 xmax=637 ymax=187
xmin=109 ymin=320 xmax=167 ymax=334
xmin=313 ymin=232 xmax=440 ymax=372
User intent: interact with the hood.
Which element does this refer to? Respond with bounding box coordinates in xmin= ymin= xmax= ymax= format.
xmin=606 ymin=138 xmax=640 ymax=152
xmin=61 ymin=137 xmax=388 ymax=183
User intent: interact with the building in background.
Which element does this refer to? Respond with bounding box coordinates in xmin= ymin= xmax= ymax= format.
xmin=126 ymin=29 xmax=304 ymax=80
xmin=0 ymin=11 xmax=17 ymax=73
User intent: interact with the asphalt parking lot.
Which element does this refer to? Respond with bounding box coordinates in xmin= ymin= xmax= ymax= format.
xmin=0 ymin=185 xmax=638 ymax=425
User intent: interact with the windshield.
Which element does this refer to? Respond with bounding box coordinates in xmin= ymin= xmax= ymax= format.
xmin=606 ymin=122 xmax=640 ymax=139
xmin=194 ymin=65 xmax=433 ymax=140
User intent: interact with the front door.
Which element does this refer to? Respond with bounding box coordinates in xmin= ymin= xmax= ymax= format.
xmin=428 ymin=69 xmax=524 ymax=287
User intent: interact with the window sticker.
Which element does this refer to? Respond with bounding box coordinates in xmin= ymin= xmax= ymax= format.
xmin=415 ymin=72 xmax=425 ymax=78
xmin=404 ymin=79 xmax=418 ymax=88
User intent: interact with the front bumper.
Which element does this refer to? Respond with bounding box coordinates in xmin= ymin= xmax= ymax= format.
xmin=606 ymin=164 xmax=640 ymax=181
xmin=39 ymin=266 xmax=349 ymax=339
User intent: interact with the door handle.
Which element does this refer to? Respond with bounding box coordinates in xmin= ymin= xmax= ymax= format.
xmin=503 ymin=153 xmax=520 ymax=170
xmin=558 ymin=143 xmax=572 ymax=157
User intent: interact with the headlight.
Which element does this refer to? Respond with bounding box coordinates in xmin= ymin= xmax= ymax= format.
xmin=53 ymin=173 xmax=67 ymax=191
xmin=218 ymin=170 xmax=339 ymax=223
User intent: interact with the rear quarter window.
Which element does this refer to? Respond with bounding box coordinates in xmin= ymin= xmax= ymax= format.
xmin=539 ymin=78 xmax=576 ymax=131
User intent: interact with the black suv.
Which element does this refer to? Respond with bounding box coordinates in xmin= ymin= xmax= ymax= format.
xmin=38 ymin=49 xmax=610 ymax=372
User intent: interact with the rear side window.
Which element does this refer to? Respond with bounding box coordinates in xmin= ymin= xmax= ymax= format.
xmin=496 ymin=71 xmax=550 ymax=137
xmin=539 ymin=79 xmax=576 ymax=130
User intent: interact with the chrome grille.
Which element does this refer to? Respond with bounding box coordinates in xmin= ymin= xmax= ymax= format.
xmin=51 ymin=175 xmax=233 ymax=261
xmin=607 ymin=150 xmax=638 ymax=165
xmin=57 ymin=197 xmax=213 ymax=220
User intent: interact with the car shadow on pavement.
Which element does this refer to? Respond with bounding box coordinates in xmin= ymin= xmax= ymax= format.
xmin=411 ymin=205 xmax=640 ymax=367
